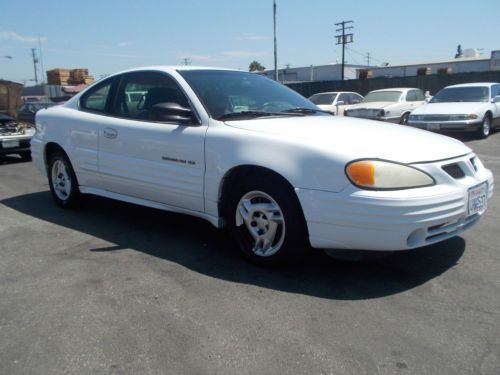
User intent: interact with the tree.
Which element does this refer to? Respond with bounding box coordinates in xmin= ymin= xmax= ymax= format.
xmin=249 ymin=61 xmax=266 ymax=72
xmin=455 ymin=44 xmax=463 ymax=58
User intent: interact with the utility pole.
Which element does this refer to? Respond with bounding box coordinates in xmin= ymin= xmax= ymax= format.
xmin=31 ymin=48 xmax=39 ymax=85
xmin=273 ymin=0 xmax=278 ymax=81
xmin=182 ymin=57 xmax=191 ymax=66
xmin=335 ymin=20 xmax=353 ymax=81
xmin=366 ymin=52 xmax=370 ymax=66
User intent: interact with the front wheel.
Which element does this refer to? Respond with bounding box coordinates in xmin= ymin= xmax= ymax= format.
xmin=477 ymin=114 xmax=491 ymax=139
xmin=224 ymin=174 xmax=308 ymax=266
xmin=47 ymin=152 xmax=81 ymax=208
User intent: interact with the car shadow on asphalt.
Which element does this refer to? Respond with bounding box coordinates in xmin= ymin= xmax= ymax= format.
xmin=0 ymin=155 xmax=29 ymax=165
xmin=1 ymin=191 xmax=466 ymax=301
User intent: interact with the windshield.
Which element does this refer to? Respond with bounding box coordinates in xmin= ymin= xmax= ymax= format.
xmin=430 ymin=87 xmax=489 ymax=103
xmin=363 ymin=91 xmax=402 ymax=103
xmin=309 ymin=93 xmax=338 ymax=105
xmin=179 ymin=70 xmax=320 ymax=119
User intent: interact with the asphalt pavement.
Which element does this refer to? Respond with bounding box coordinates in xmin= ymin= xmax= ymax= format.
xmin=0 ymin=132 xmax=499 ymax=375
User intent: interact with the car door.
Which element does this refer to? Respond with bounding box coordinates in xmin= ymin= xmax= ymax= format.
xmin=98 ymin=71 xmax=206 ymax=212
xmin=69 ymin=77 xmax=117 ymax=189
xmin=405 ymin=89 xmax=426 ymax=113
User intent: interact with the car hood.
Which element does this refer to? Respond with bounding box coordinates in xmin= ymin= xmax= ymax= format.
xmin=345 ymin=101 xmax=395 ymax=110
xmin=225 ymin=115 xmax=470 ymax=164
xmin=411 ymin=102 xmax=486 ymax=115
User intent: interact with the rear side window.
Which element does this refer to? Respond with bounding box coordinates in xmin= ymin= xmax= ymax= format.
xmin=406 ymin=90 xmax=417 ymax=102
xmin=80 ymin=78 xmax=115 ymax=113
xmin=491 ymin=85 xmax=500 ymax=98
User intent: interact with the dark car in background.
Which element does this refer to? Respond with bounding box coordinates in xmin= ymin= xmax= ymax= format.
xmin=17 ymin=102 xmax=57 ymax=124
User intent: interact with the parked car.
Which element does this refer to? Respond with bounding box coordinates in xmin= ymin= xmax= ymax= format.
xmin=17 ymin=102 xmax=57 ymax=124
xmin=408 ymin=82 xmax=500 ymax=139
xmin=344 ymin=88 xmax=426 ymax=124
xmin=32 ymin=67 xmax=493 ymax=265
xmin=0 ymin=113 xmax=35 ymax=160
xmin=308 ymin=91 xmax=363 ymax=115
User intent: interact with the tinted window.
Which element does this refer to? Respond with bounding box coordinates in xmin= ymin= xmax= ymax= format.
xmin=491 ymin=85 xmax=500 ymax=98
xmin=111 ymin=72 xmax=189 ymax=122
xmin=406 ymin=90 xmax=417 ymax=102
xmin=80 ymin=78 xmax=114 ymax=113
xmin=414 ymin=90 xmax=425 ymax=101
xmin=309 ymin=93 xmax=337 ymax=105
xmin=338 ymin=93 xmax=349 ymax=104
xmin=349 ymin=93 xmax=363 ymax=104
xmin=430 ymin=87 xmax=489 ymax=103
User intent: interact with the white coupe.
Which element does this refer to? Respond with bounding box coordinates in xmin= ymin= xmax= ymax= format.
xmin=32 ymin=67 xmax=494 ymax=265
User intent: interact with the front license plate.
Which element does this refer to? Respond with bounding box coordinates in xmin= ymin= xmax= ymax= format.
xmin=2 ymin=140 xmax=20 ymax=148
xmin=468 ymin=182 xmax=488 ymax=216
xmin=427 ymin=123 xmax=440 ymax=131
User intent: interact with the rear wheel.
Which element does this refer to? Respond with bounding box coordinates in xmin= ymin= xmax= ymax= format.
xmin=477 ymin=114 xmax=491 ymax=139
xmin=224 ymin=173 xmax=308 ymax=266
xmin=399 ymin=112 xmax=410 ymax=125
xmin=47 ymin=152 xmax=81 ymax=208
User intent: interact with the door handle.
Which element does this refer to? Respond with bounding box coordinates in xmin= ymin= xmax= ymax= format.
xmin=103 ymin=128 xmax=118 ymax=139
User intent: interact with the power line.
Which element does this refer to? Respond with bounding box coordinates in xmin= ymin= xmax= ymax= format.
xmin=335 ymin=20 xmax=354 ymax=81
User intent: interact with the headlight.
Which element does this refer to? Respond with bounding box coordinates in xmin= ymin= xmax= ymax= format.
xmin=345 ymin=159 xmax=435 ymax=190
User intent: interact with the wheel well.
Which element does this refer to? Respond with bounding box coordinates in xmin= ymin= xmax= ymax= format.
xmin=484 ymin=111 xmax=492 ymax=120
xmin=44 ymin=142 xmax=67 ymax=167
xmin=218 ymin=165 xmax=302 ymax=220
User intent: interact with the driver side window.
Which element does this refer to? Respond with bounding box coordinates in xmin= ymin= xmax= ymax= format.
xmin=111 ymin=72 xmax=189 ymax=122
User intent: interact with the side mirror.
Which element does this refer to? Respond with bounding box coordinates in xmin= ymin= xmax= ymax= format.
xmin=492 ymin=95 xmax=500 ymax=103
xmin=336 ymin=100 xmax=345 ymax=106
xmin=150 ymin=103 xmax=194 ymax=124
xmin=425 ymin=97 xmax=431 ymax=103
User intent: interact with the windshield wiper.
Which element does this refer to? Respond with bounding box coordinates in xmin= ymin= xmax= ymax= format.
xmin=217 ymin=111 xmax=303 ymax=121
xmin=280 ymin=107 xmax=331 ymax=115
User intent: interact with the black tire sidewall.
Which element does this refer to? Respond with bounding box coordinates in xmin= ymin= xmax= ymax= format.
xmin=479 ymin=115 xmax=491 ymax=139
xmin=47 ymin=152 xmax=80 ymax=208
xmin=225 ymin=174 xmax=308 ymax=266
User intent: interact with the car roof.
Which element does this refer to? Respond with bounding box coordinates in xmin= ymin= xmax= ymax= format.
xmin=369 ymin=87 xmax=417 ymax=93
xmin=444 ymin=82 xmax=499 ymax=89
xmin=112 ymin=65 xmax=240 ymax=76
xmin=310 ymin=91 xmax=360 ymax=95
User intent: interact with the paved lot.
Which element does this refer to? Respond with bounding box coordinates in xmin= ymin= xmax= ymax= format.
xmin=0 ymin=133 xmax=499 ymax=375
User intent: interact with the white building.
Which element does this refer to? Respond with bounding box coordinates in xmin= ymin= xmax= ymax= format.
xmin=364 ymin=56 xmax=491 ymax=78
xmin=262 ymin=63 xmax=368 ymax=82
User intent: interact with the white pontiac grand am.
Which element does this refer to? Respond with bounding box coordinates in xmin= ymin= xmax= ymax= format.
xmin=32 ymin=67 xmax=494 ymax=265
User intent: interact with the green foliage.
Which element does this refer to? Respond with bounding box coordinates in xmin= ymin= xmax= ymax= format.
xmin=249 ymin=61 xmax=266 ymax=72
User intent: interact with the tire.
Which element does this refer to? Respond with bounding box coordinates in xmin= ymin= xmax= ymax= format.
xmin=47 ymin=151 xmax=81 ymax=208
xmin=224 ymin=173 xmax=308 ymax=266
xmin=399 ymin=112 xmax=410 ymax=125
xmin=19 ymin=151 xmax=31 ymax=161
xmin=477 ymin=114 xmax=491 ymax=139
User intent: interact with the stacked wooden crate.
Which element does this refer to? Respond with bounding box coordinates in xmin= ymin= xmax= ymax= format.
xmin=69 ymin=69 xmax=95 ymax=84
xmin=46 ymin=69 xmax=71 ymax=85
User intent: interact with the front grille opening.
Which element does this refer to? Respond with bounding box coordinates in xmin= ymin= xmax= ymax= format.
xmin=442 ymin=163 xmax=465 ymax=179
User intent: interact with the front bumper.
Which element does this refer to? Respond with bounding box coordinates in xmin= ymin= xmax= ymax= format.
xmin=408 ymin=119 xmax=482 ymax=132
xmin=0 ymin=136 xmax=32 ymax=155
xmin=296 ymin=154 xmax=494 ymax=251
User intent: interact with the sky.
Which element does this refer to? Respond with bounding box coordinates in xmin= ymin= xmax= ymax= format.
xmin=1 ymin=0 xmax=499 ymax=84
